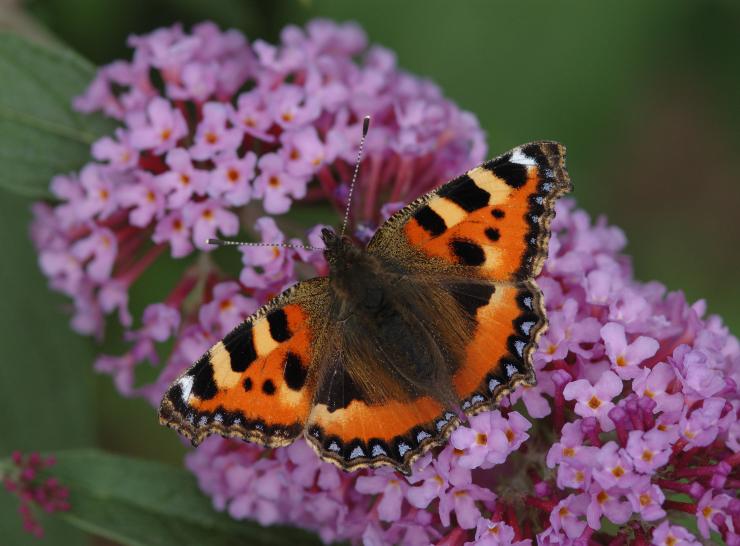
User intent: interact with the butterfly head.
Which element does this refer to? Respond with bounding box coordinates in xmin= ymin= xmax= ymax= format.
xmin=321 ymin=227 xmax=364 ymax=274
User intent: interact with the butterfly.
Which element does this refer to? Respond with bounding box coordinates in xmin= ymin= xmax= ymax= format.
xmin=159 ymin=139 xmax=572 ymax=475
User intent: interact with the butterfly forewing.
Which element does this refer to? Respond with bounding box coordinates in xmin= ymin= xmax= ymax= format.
xmin=368 ymin=141 xmax=570 ymax=282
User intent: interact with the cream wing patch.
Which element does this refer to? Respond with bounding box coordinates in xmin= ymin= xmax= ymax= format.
xmin=467 ymin=166 xmax=517 ymax=206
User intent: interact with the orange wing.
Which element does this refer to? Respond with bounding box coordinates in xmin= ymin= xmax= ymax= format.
xmin=368 ymin=141 xmax=571 ymax=282
xmin=446 ymin=279 xmax=546 ymax=414
xmin=159 ymin=277 xmax=330 ymax=447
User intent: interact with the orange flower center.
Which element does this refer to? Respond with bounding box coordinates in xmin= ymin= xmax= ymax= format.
xmin=160 ymin=128 xmax=172 ymax=141
xmin=611 ymin=465 xmax=625 ymax=478
xmin=205 ymin=132 xmax=218 ymax=144
xmin=227 ymin=168 xmax=240 ymax=183
xmin=268 ymin=176 xmax=281 ymax=188
xmin=475 ymin=433 xmax=487 ymax=446
xmin=505 ymin=428 xmax=515 ymax=443
xmin=588 ymin=396 xmax=602 ymax=410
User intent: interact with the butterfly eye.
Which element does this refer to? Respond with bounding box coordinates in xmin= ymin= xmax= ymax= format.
xmin=321 ymin=228 xmax=338 ymax=245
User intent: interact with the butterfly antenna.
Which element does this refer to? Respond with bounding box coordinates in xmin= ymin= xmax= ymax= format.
xmin=206 ymin=239 xmax=321 ymax=251
xmin=339 ymin=115 xmax=370 ymax=238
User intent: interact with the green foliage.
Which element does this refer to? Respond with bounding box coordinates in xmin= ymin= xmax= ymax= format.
xmin=5 ymin=450 xmax=323 ymax=546
xmin=0 ymin=193 xmax=93 ymax=543
xmin=0 ymin=32 xmax=114 ymax=198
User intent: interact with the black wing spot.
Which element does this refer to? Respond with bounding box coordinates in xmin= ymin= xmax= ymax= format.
xmin=283 ymin=352 xmax=307 ymax=391
xmin=486 ymin=160 xmax=528 ymax=189
xmin=438 ymin=174 xmax=490 ymax=212
xmin=485 ymin=227 xmax=501 ymax=242
xmin=223 ymin=323 xmax=257 ymax=372
xmin=190 ymin=355 xmax=218 ymax=400
xmin=491 ymin=208 xmax=505 ymax=219
xmin=262 ymin=379 xmax=276 ymax=395
xmin=243 ymin=377 xmax=253 ymax=391
xmin=317 ymin=367 xmax=363 ymax=413
xmin=167 ymin=384 xmax=187 ymax=413
xmin=449 ymin=282 xmax=495 ymax=318
xmin=413 ymin=205 xmax=446 ymax=236
xmin=267 ymin=309 xmax=291 ymax=342
xmin=450 ymin=239 xmax=485 ymax=266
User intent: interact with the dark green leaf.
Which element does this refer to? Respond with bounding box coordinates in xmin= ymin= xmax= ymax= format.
xmin=0 ymin=192 xmax=94 ymax=545
xmin=49 ymin=450 xmax=323 ymax=546
xmin=0 ymin=32 xmax=115 ymax=198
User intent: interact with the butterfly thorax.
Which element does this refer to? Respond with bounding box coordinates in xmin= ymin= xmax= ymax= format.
xmin=321 ymin=228 xmax=389 ymax=311
xmin=319 ymin=227 xmax=465 ymax=407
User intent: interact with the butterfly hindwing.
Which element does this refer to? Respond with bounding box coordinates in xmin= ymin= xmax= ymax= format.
xmin=305 ymin=362 xmax=459 ymax=475
xmin=445 ymin=278 xmax=546 ymax=414
xmin=159 ymin=277 xmax=330 ymax=447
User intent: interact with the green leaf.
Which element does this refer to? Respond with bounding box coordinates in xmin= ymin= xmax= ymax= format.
xmin=0 ymin=32 xmax=115 ymax=199
xmin=48 ymin=450 xmax=323 ymax=546
xmin=0 ymin=192 xmax=94 ymax=546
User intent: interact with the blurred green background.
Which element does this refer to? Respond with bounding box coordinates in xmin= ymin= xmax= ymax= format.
xmin=1 ymin=0 xmax=738 ymax=544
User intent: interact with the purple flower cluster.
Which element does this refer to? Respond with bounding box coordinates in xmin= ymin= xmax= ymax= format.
xmin=186 ymin=200 xmax=739 ymax=545
xmin=2 ymin=452 xmax=70 ymax=538
xmin=28 ymin=18 xmax=739 ymax=546
xmin=30 ymin=19 xmax=484 ymax=402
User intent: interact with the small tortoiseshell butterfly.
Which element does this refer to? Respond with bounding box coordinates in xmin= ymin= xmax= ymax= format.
xmin=159 ymin=135 xmax=571 ymax=475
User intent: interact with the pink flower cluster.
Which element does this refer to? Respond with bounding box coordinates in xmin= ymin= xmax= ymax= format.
xmin=30 ymin=19 xmax=484 ymax=403
xmin=186 ymin=200 xmax=739 ymax=545
xmin=2 ymin=452 xmax=70 ymax=538
xmin=28 ymin=18 xmax=740 ymax=546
